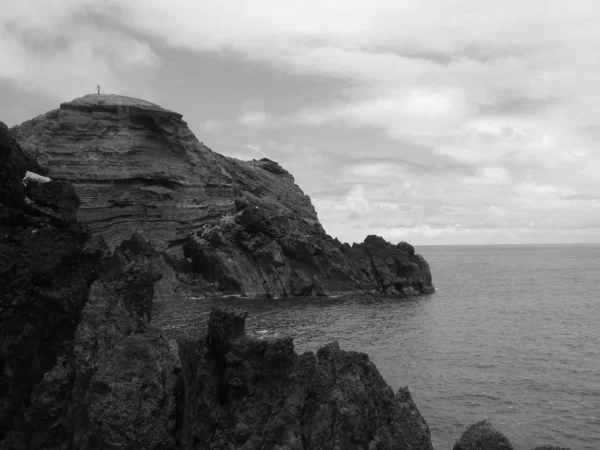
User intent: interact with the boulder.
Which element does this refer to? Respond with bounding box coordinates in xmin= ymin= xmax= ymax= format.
xmin=453 ymin=420 xmax=514 ymax=450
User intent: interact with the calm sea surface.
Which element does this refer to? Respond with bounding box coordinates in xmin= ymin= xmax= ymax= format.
xmin=153 ymin=244 xmax=600 ymax=449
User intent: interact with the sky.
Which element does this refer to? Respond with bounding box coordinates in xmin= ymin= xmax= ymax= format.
xmin=3 ymin=0 xmax=600 ymax=245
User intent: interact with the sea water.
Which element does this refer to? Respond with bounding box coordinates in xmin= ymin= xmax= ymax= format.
xmin=153 ymin=244 xmax=600 ymax=449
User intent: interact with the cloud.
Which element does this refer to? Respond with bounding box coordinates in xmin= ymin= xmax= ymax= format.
xmin=5 ymin=0 xmax=600 ymax=244
xmin=345 ymin=185 xmax=373 ymax=217
xmin=237 ymin=110 xmax=272 ymax=129
xmin=199 ymin=119 xmax=225 ymax=133
xmin=0 ymin=1 xmax=158 ymax=100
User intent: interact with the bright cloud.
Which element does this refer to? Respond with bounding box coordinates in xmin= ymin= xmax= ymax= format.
xmin=0 ymin=2 xmax=158 ymax=99
xmin=237 ymin=111 xmax=272 ymax=129
xmin=3 ymin=0 xmax=600 ymax=244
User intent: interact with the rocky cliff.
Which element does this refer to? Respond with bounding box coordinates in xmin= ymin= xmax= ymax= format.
xmin=11 ymin=94 xmax=318 ymax=253
xmin=11 ymin=94 xmax=434 ymax=298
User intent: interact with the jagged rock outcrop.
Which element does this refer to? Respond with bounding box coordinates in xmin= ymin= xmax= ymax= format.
xmin=10 ymin=95 xmax=318 ymax=253
xmin=182 ymin=205 xmax=434 ymax=297
xmin=0 ymin=122 xmax=101 ymax=442
xmin=178 ymin=307 xmax=434 ymax=449
xmin=0 ymin=234 xmax=179 ymax=449
xmin=11 ymin=94 xmax=434 ymax=297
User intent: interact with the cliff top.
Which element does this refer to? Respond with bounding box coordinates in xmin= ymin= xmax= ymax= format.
xmin=61 ymin=94 xmax=175 ymax=114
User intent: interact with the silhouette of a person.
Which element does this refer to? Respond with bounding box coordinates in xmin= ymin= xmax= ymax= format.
xmin=97 ymin=85 xmax=101 ymax=94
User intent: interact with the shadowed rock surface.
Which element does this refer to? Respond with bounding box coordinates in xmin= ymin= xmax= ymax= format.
xmin=0 ymin=234 xmax=179 ymax=449
xmin=178 ymin=307 xmax=434 ymax=450
xmin=11 ymin=95 xmax=434 ymax=298
xmin=453 ymin=420 xmax=514 ymax=450
xmin=0 ymin=122 xmax=100 ymax=442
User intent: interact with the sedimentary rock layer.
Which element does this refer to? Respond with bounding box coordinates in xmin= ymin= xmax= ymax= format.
xmin=11 ymin=94 xmax=318 ymax=252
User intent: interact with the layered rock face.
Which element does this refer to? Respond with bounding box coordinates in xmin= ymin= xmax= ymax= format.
xmin=11 ymin=94 xmax=434 ymax=298
xmin=11 ymin=94 xmax=318 ymax=253
xmin=0 ymin=122 xmax=102 ymax=442
xmin=178 ymin=307 xmax=434 ymax=450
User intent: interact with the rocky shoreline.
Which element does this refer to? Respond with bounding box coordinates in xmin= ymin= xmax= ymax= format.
xmin=0 ymin=95 xmax=571 ymax=449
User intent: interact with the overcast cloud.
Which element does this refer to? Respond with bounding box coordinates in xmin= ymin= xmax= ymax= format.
xmin=3 ymin=0 xmax=600 ymax=245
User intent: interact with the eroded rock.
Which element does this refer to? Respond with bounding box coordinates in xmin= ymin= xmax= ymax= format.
xmin=178 ymin=307 xmax=434 ymax=450
xmin=183 ymin=209 xmax=434 ymax=298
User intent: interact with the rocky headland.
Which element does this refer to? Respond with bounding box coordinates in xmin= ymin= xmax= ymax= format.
xmin=11 ymin=94 xmax=433 ymax=299
xmin=0 ymin=95 xmax=569 ymax=449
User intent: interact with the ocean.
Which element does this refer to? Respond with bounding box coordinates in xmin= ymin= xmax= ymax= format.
xmin=154 ymin=244 xmax=600 ymax=449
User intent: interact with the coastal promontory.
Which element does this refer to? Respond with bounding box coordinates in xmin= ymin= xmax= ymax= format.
xmin=11 ymin=94 xmax=434 ymax=298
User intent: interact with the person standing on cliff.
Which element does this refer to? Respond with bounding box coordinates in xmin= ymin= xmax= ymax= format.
xmin=97 ymin=85 xmax=101 ymax=94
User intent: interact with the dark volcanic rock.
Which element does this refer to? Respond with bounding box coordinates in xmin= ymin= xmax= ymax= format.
xmin=0 ymin=234 xmax=179 ymax=450
xmin=70 ymin=235 xmax=179 ymax=450
xmin=183 ymin=208 xmax=434 ymax=298
xmin=178 ymin=307 xmax=434 ymax=450
xmin=453 ymin=420 xmax=514 ymax=450
xmin=0 ymin=122 xmax=100 ymax=442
